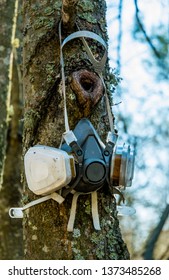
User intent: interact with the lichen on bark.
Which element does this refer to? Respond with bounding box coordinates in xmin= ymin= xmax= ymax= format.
xmin=22 ymin=0 xmax=130 ymax=259
xmin=0 ymin=0 xmax=23 ymax=259
xmin=0 ymin=0 xmax=15 ymax=186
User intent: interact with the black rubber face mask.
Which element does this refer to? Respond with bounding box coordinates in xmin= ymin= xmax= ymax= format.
xmin=61 ymin=118 xmax=112 ymax=193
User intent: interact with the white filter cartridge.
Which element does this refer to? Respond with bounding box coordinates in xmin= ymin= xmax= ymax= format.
xmin=24 ymin=145 xmax=75 ymax=195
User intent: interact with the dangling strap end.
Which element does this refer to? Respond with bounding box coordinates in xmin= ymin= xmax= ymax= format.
xmin=67 ymin=192 xmax=80 ymax=232
xmin=91 ymin=191 xmax=101 ymax=231
xmin=9 ymin=207 xmax=23 ymax=218
xmin=9 ymin=192 xmax=65 ymax=219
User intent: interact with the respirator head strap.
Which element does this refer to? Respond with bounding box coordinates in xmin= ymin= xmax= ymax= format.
xmin=9 ymin=192 xmax=65 ymax=219
xmin=65 ymin=138 xmax=84 ymax=194
xmin=104 ymin=131 xmax=118 ymax=162
xmin=63 ymin=130 xmax=84 ymax=164
xmin=61 ymin=146 xmax=84 ymax=198
xmin=103 ymin=131 xmax=118 ymax=186
xmin=67 ymin=191 xmax=101 ymax=232
xmin=112 ymin=187 xmax=125 ymax=204
xmin=69 ymin=141 xmax=83 ymax=164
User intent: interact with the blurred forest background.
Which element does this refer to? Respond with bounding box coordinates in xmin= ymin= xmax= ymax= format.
xmin=106 ymin=0 xmax=169 ymax=259
xmin=0 ymin=0 xmax=168 ymax=259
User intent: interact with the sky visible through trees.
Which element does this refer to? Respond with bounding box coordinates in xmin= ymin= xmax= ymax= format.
xmin=106 ymin=0 xmax=169 ymax=258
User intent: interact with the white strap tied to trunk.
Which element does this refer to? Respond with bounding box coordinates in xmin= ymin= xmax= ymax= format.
xmin=67 ymin=191 xmax=101 ymax=232
xmin=9 ymin=192 xmax=65 ymax=218
xmin=59 ymin=21 xmax=114 ymax=133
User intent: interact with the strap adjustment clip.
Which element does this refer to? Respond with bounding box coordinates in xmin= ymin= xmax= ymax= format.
xmin=63 ymin=130 xmax=77 ymax=145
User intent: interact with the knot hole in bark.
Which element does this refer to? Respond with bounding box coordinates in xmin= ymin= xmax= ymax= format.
xmin=80 ymin=77 xmax=94 ymax=93
xmin=71 ymin=69 xmax=103 ymax=117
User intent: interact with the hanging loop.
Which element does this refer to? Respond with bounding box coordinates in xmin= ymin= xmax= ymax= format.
xmin=59 ymin=21 xmax=114 ymax=133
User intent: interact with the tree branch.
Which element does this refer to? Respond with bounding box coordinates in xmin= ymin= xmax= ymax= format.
xmin=62 ymin=0 xmax=79 ymax=29
xmin=159 ymin=244 xmax=169 ymax=260
xmin=134 ymin=0 xmax=161 ymax=59
xmin=117 ymin=0 xmax=123 ymax=73
xmin=143 ymin=204 xmax=169 ymax=260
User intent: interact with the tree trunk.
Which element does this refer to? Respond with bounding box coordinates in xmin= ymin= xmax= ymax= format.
xmin=0 ymin=0 xmax=15 ymax=186
xmin=0 ymin=57 xmax=23 ymax=259
xmin=0 ymin=0 xmax=23 ymax=259
xmin=22 ymin=0 xmax=130 ymax=260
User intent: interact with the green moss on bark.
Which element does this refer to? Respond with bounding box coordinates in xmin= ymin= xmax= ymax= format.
xmin=22 ymin=0 xmax=130 ymax=260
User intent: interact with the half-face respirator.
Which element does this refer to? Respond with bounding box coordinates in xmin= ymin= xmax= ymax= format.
xmin=9 ymin=22 xmax=135 ymax=231
xmin=24 ymin=118 xmax=134 ymax=197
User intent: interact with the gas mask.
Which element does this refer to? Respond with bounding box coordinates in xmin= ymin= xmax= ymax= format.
xmin=9 ymin=22 xmax=135 ymax=231
xmin=9 ymin=118 xmax=134 ymax=231
xmin=24 ymin=118 xmax=134 ymax=197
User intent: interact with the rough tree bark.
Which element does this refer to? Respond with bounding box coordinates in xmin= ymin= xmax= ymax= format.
xmin=0 ymin=0 xmax=15 ymax=188
xmin=22 ymin=0 xmax=130 ymax=259
xmin=0 ymin=0 xmax=23 ymax=259
xmin=0 ymin=56 xmax=23 ymax=260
